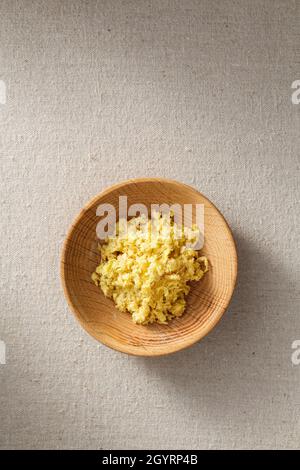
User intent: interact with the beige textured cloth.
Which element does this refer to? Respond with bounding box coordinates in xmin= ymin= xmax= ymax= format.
xmin=0 ymin=0 xmax=299 ymax=449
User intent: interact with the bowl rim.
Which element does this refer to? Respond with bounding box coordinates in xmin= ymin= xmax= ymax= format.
xmin=60 ymin=177 xmax=238 ymax=356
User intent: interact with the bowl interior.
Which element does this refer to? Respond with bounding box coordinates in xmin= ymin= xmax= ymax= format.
xmin=61 ymin=179 xmax=237 ymax=356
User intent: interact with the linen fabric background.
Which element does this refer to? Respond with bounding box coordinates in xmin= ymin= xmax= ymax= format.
xmin=0 ymin=0 xmax=299 ymax=449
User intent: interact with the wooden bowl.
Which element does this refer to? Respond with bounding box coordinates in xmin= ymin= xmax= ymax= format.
xmin=61 ymin=178 xmax=237 ymax=356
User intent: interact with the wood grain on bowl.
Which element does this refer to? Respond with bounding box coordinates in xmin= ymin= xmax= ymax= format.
xmin=60 ymin=178 xmax=237 ymax=356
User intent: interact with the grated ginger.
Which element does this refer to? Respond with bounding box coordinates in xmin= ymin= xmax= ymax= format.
xmin=92 ymin=212 xmax=208 ymax=325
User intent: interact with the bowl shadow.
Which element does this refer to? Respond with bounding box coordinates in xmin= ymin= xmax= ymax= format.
xmin=131 ymin=231 xmax=293 ymax=417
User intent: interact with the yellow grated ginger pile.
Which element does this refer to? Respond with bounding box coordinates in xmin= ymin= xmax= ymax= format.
xmin=92 ymin=212 xmax=208 ymax=325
